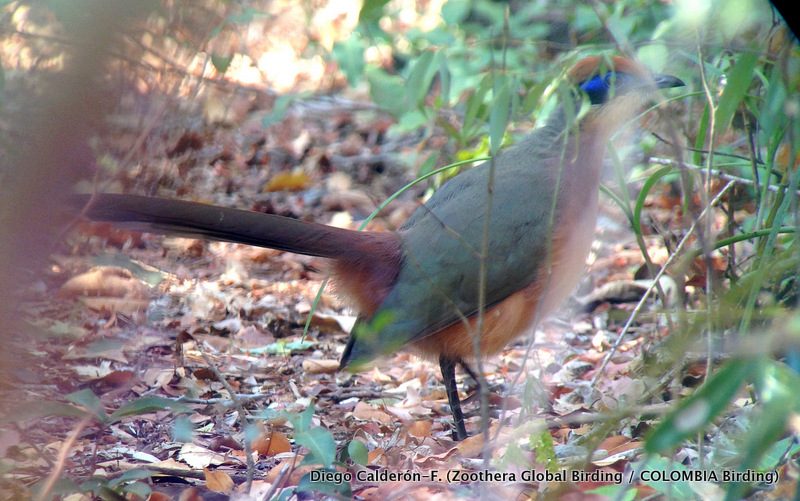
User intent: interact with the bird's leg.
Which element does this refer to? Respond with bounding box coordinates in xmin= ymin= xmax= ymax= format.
xmin=439 ymin=355 xmax=468 ymax=440
xmin=458 ymin=361 xmax=499 ymax=406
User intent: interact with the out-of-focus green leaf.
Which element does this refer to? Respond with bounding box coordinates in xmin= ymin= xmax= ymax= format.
xmin=109 ymin=397 xmax=192 ymax=422
xmin=211 ymin=53 xmax=233 ymax=74
xmin=285 ymin=401 xmax=315 ymax=432
xmin=441 ymin=0 xmax=470 ymax=25
xmin=406 ymin=50 xmax=439 ymax=109
xmin=646 ymin=360 xmax=757 ymax=453
xmin=489 ymin=75 xmax=511 ymax=155
xmin=1 ymin=401 xmax=87 ymax=423
xmin=67 ymin=389 xmax=107 ymax=422
xmin=715 ymin=52 xmax=759 ymax=137
xmin=633 ymin=165 xmax=673 ymax=236
xmin=332 ymin=34 xmax=364 ymax=87
xmin=262 ymin=94 xmax=294 ymax=126
xmin=366 ymin=66 xmax=407 ymax=118
xmin=359 ymin=0 xmax=390 ymax=24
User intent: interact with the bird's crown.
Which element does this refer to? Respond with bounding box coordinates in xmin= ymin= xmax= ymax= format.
xmin=567 ymin=56 xmax=652 ymax=83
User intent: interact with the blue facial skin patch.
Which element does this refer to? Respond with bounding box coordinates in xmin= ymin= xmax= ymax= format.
xmin=580 ymin=72 xmax=633 ymax=104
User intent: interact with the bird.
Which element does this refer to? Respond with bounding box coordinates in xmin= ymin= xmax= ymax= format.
xmin=71 ymin=56 xmax=684 ymax=440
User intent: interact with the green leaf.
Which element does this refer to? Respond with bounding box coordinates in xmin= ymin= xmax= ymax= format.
xmin=441 ymin=0 xmax=470 ymax=25
xmin=108 ymin=397 xmax=192 ymax=422
xmin=108 ymin=469 xmax=156 ymax=488
xmin=359 ymin=0 xmax=390 ymax=24
xmin=633 ymin=165 xmax=673 ymax=236
xmin=347 ymin=440 xmax=369 ymax=466
xmin=332 ymin=35 xmax=364 ymax=87
xmin=723 ymin=360 xmax=799 ymax=501
xmin=693 ymin=103 xmax=710 ymax=166
xmin=286 ymin=401 xmax=316 ymax=432
xmin=489 ymin=76 xmax=511 ymax=155
xmin=759 ymin=435 xmax=800 ymax=470
xmin=119 ymin=482 xmax=152 ymax=499
xmin=295 ymin=427 xmax=337 ymax=468
xmin=462 ymin=74 xmax=493 ymax=140
xmin=417 ymin=153 xmax=438 ymax=177
xmin=211 ymin=53 xmax=233 ymax=74
xmin=245 ymin=339 xmax=316 ymax=355
xmin=394 ymin=109 xmax=429 ymax=133
xmin=406 ymin=50 xmax=439 ymax=109
xmin=646 ymin=360 xmax=757 ymax=453
xmin=366 ymin=66 xmax=407 ymax=118
xmin=171 ymin=416 xmax=195 ymax=442
xmin=67 ymin=389 xmax=107 ymax=422
xmin=262 ymin=94 xmax=294 ymax=126
xmin=438 ymin=55 xmax=451 ymax=106
xmin=224 ymin=7 xmax=265 ymax=25
xmin=715 ymin=52 xmax=759 ymax=137
xmin=530 ymin=429 xmax=558 ymax=472
xmin=0 ymin=401 xmax=87 ymax=423
xmin=91 ymin=253 xmax=166 ymax=286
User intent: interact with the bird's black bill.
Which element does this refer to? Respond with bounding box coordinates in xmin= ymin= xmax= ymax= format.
xmin=654 ymin=73 xmax=685 ymax=89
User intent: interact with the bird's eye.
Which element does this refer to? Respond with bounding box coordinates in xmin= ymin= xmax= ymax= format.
xmin=605 ymin=71 xmax=630 ymax=90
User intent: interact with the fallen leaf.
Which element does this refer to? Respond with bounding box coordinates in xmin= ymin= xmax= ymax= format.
xmin=264 ymin=169 xmax=311 ymax=192
xmin=352 ymin=401 xmax=394 ymax=426
xmin=60 ymin=266 xmax=151 ymax=300
xmin=302 ymin=358 xmax=340 ymax=374
xmin=204 ymin=467 xmax=234 ymax=492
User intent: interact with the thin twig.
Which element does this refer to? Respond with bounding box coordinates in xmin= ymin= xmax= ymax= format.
xmin=35 ymin=413 xmax=96 ymax=501
xmin=196 ymin=344 xmax=256 ymax=494
xmin=649 ymin=157 xmax=800 ymax=195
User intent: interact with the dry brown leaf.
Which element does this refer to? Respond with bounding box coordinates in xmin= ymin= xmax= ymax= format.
xmin=204 ymin=467 xmax=234 ymax=492
xmin=265 ymin=457 xmax=316 ymax=486
xmin=209 ymin=436 xmax=242 ymax=453
xmin=455 ymin=433 xmax=484 ymax=458
xmin=177 ymin=486 xmax=204 ymax=501
xmin=367 ymin=447 xmax=385 ymax=465
xmin=93 ymin=370 xmax=136 ymax=388
xmin=178 ymin=443 xmax=229 ymax=469
xmin=352 ymin=401 xmax=394 ymax=426
xmin=302 ymin=358 xmax=340 ymax=374
xmin=253 ymin=430 xmax=292 ymax=456
xmin=81 ymin=297 xmax=151 ymax=314
xmin=407 ymin=420 xmax=432 ymax=439
xmin=60 ymin=266 xmax=151 ymax=300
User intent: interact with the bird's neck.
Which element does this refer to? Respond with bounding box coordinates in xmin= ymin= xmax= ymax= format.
xmin=530 ymin=104 xmax=611 ymax=184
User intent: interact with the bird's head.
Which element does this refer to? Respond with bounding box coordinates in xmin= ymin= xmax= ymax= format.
xmin=567 ymin=56 xmax=684 ymax=138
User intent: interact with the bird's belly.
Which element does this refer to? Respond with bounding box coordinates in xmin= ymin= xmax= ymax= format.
xmin=409 ymin=283 xmax=543 ymax=361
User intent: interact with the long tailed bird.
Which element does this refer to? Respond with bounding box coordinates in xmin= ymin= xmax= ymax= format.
xmin=72 ymin=56 xmax=683 ymax=440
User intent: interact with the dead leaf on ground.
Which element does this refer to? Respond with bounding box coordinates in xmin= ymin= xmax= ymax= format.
xmin=252 ymin=430 xmax=292 ymax=456
xmin=352 ymin=401 xmax=395 ymax=426
xmin=60 ymin=266 xmax=151 ymax=301
xmin=302 ymin=358 xmax=340 ymax=374
xmin=203 ymin=467 xmax=234 ymax=492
